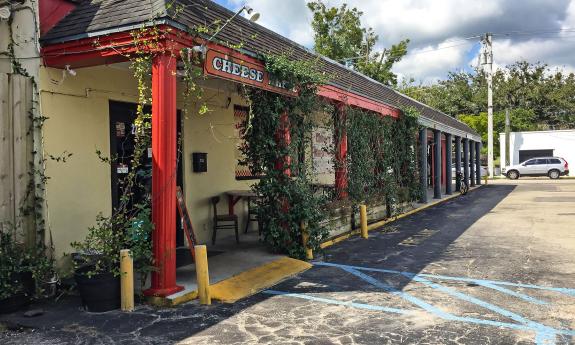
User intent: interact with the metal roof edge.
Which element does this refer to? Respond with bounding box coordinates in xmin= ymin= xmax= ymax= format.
xmin=419 ymin=116 xmax=482 ymax=142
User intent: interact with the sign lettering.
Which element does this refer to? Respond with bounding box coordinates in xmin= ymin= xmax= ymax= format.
xmin=204 ymin=48 xmax=297 ymax=97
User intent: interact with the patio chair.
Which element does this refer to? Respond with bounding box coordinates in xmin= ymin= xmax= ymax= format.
xmin=211 ymin=196 xmax=239 ymax=245
xmin=244 ymin=197 xmax=260 ymax=235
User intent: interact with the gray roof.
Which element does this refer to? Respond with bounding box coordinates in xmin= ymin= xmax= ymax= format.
xmin=41 ymin=0 xmax=480 ymax=138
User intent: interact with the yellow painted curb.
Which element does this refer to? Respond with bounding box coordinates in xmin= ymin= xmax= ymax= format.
xmin=320 ymin=186 xmax=482 ymax=249
xmin=149 ymin=257 xmax=312 ymax=306
xmin=210 ymin=257 xmax=312 ymax=303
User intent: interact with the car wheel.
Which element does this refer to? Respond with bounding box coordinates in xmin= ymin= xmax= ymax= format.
xmin=507 ymin=170 xmax=519 ymax=180
xmin=548 ymin=169 xmax=560 ymax=179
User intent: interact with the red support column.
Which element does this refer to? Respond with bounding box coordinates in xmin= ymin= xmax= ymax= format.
xmin=335 ymin=104 xmax=348 ymax=199
xmin=144 ymin=53 xmax=183 ymax=297
xmin=275 ymin=110 xmax=291 ymax=176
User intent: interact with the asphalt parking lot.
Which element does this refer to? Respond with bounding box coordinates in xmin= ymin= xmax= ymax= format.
xmin=2 ymin=179 xmax=575 ymax=345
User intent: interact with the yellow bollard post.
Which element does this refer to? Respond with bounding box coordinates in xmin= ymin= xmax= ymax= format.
xmin=484 ymin=174 xmax=488 ymax=185
xmin=195 ymin=245 xmax=211 ymax=305
xmin=301 ymin=222 xmax=313 ymax=260
xmin=120 ymin=249 xmax=134 ymax=312
xmin=360 ymin=204 xmax=368 ymax=239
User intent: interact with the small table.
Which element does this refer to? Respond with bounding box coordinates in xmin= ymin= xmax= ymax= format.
xmin=226 ymin=190 xmax=257 ymax=215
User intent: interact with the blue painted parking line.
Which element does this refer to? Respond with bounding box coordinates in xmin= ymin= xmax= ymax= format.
xmin=475 ymin=281 xmax=548 ymax=305
xmin=263 ymin=290 xmax=412 ymax=315
xmin=264 ymin=262 xmax=575 ymax=345
xmin=406 ymin=273 xmax=559 ymax=345
xmin=315 ymin=262 xmax=575 ymax=297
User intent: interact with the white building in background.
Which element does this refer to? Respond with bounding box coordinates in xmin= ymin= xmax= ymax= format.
xmin=500 ymin=130 xmax=575 ymax=171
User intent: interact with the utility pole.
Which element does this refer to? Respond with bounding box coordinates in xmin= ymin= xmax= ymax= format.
xmin=481 ymin=33 xmax=494 ymax=177
xmin=505 ymin=108 xmax=510 ymax=166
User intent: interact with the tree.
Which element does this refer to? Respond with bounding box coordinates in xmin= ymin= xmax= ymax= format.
xmin=402 ymin=61 xmax=575 ymax=129
xmin=307 ymin=1 xmax=409 ymax=87
xmin=458 ymin=109 xmax=537 ymax=159
xmin=401 ymin=61 xmax=575 ymax=161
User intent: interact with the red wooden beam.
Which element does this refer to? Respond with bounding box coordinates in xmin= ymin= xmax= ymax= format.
xmin=41 ymin=25 xmax=191 ymax=68
xmin=42 ymin=25 xmax=402 ymax=118
xmin=334 ymin=103 xmax=348 ymax=199
xmin=318 ymin=85 xmax=400 ymax=118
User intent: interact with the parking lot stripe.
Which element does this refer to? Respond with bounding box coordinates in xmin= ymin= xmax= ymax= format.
xmin=262 ymin=290 xmax=412 ymax=314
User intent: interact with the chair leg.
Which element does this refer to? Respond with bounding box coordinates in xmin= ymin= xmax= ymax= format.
xmin=212 ymin=223 xmax=217 ymax=245
xmin=244 ymin=211 xmax=250 ymax=234
xmin=235 ymin=220 xmax=239 ymax=244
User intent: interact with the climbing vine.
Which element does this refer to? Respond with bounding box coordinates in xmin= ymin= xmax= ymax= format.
xmin=1 ymin=5 xmax=59 ymax=299
xmin=240 ymin=54 xmax=330 ymax=258
xmin=344 ymin=106 xmax=422 ymax=213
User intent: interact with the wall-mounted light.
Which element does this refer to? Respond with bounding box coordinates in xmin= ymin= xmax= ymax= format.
xmin=207 ymin=5 xmax=260 ymax=43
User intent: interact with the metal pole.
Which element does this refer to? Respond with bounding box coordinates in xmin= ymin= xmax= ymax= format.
xmin=505 ymin=108 xmax=510 ymax=167
xmin=483 ymin=33 xmax=494 ymax=178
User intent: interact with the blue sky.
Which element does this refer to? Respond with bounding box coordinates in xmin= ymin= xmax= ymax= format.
xmin=211 ymin=0 xmax=575 ymax=84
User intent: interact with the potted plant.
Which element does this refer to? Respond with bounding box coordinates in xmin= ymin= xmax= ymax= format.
xmin=0 ymin=230 xmax=39 ymax=314
xmin=71 ymin=205 xmax=153 ymax=312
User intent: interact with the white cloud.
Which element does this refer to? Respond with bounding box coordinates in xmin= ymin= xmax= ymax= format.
xmin=231 ymin=0 xmax=575 ymax=82
xmin=394 ymin=40 xmax=475 ymax=84
xmin=234 ymin=0 xmax=314 ymax=47
xmin=492 ymin=36 xmax=575 ymax=75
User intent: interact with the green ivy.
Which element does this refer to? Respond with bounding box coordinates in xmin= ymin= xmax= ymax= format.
xmin=240 ymin=54 xmax=329 ymax=258
xmin=344 ymin=106 xmax=422 ymax=211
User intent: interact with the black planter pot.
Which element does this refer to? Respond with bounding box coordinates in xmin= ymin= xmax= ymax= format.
xmin=74 ymin=266 xmax=120 ymax=312
xmin=19 ymin=271 xmax=35 ymax=296
xmin=0 ymin=293 xmax=30 ymax=314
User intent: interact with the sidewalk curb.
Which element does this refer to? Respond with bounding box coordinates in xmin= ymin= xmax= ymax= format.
xmin=148 ymin=257 xmax=312 ymax=306
xmin=320 ymin=185 xmax=483 ymax=249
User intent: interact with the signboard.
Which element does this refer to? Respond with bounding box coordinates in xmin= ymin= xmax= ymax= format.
xmin=204 ymin=48 xmax=297 ymax=97
xmin=312 ymin=127 xmax=334 ymax=174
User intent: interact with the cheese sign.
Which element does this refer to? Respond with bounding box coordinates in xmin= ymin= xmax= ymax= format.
xmin=204 ymin=48 xmax=297 ymax=97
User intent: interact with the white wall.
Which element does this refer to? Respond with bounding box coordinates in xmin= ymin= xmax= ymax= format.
xmin=500 ymin=130 xmax=575 ymax=169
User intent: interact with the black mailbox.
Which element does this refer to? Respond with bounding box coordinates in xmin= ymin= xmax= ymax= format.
xmin=192 ymin=152 xmax=207 ymax=172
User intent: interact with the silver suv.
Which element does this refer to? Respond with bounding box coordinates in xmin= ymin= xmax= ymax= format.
xmin=504 ymin=157 xmax=569 ymax=179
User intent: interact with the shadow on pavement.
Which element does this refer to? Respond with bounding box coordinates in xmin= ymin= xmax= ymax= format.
xmin=0 ymin=185 xmax=515 ymax=344
xmin=272 ymin=184 xmax=517 ymax=294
